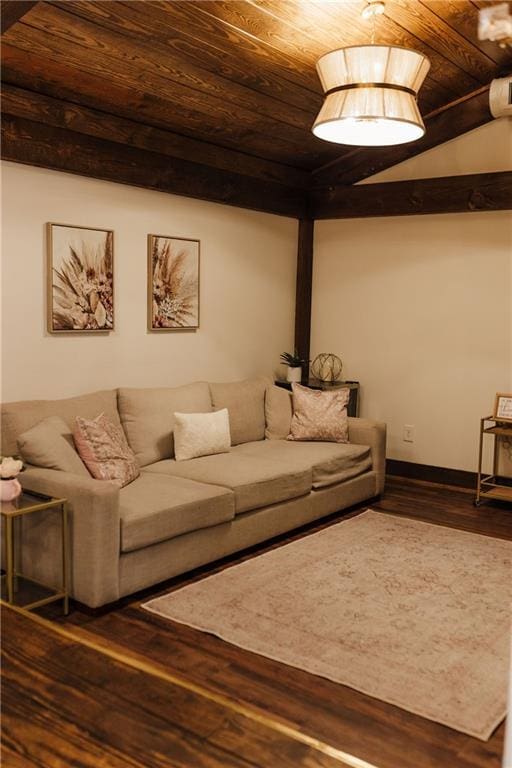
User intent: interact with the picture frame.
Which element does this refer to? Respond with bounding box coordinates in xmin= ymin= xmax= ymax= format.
xmin=493 ymin=392 xmax=512 ymax=422
xmin=47 ymin=223 xmax=114 ymax=333
xmin=147 ymin=234 xmax=200 ymax=331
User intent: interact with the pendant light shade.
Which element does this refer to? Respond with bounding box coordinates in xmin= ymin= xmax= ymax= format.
xmin=312 ymin=45 xmax=430 ymax=146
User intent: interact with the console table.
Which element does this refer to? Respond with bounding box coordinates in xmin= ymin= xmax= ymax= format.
xmin=275 ymin=379 xmax=360 ymax=417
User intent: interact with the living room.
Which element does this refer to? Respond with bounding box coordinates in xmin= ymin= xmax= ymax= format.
xmin=1 ymin=1 xmax=511 ymax=767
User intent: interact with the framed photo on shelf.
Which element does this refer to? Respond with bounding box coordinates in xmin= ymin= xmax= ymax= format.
xmin=493 ymin=392 xmax=512 ymax=422
xmin=147 ymin=234 xmax=200 ymax=331
xmin=47 ymin=223 xmax=114 ymax=333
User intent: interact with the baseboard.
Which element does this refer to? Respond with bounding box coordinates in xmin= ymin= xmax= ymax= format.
xmin=386 ymin=459 xmax=477 ymax=489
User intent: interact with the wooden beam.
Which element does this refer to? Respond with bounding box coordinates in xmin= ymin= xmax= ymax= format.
xmin=1 ymin=1 xmax=37 ymax=34
xmin=312 ymin=89 xmax=493 ymax=187
xmin=1 ymin=114 xmax=307 ymax=219
xmin=311 ymin=172 xmax=512 ymax=220
xmin=294 ymin=219 xmax=314 ymax=374
xmin=0 ymin=84 xmax=309 ymax=189
xmin=1 ymin=43 xmax=315 ymax=175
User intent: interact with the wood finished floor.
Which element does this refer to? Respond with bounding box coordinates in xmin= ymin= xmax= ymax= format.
xmin=2 ymin=477 xmax=511 ymax=768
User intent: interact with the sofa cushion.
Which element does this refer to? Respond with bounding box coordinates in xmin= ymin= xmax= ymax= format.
xmin=143 ymin=452 xmax=311 ymax=515
xmin=265 ymin=385 xmax=292 ymax=440
xmin=17 ymin=416 xmax=90 ymax=477
xmin=1 ymin=389 xmax=120 ymax=457
xmin=209 ymin=377 xmax=269 ymax=445
xmin=233 ymin=440 xmax=372 ymax=489
xmin=118 ymin=383 xmax=212 ymax=467
xmin=120 ymin=473 xmax=234 ymax=552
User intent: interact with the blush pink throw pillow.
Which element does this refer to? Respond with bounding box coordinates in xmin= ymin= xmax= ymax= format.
xmin=74 ymin=413 xmax=139 ymax=487
xmin=288 ymin=383 xmax=350 ymax=443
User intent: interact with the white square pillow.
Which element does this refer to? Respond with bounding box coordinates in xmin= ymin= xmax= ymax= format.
xmin=173 ymin=409 xmax=231 ymax=462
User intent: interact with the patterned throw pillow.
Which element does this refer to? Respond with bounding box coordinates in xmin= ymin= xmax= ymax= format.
xmin=73 ymin=413 xmax=140 ymax=487
xmin=288 ymin=383 xmax=350 ymax=443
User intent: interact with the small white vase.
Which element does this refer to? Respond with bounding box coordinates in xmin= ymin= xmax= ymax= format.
xmin=286 ymin=366 xmax=302 ymax=383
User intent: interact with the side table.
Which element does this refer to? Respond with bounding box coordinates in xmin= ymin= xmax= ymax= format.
xmin=275 ymin=378 xmax=360 ymax=417
xmin=1 ymin=490 xmax=69 ymax=614
xmin=475 ymin=416 xmax=512 ymax=506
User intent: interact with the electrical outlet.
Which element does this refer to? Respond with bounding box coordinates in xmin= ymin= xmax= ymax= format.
xmin=403 ymin=425 xmax=415 ymax=443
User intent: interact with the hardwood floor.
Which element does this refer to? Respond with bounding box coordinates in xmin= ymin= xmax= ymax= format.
xmin=2 ymin=477 xmax=511 ymax=768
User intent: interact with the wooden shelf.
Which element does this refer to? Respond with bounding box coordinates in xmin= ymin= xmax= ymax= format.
xmin=479 ymin=487 xmax=512 ymax=502
xmin=483 ymin=426 xmax=512 ymax=436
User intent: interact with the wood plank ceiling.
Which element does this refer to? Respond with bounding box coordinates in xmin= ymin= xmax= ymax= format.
xmin=1 ymin=0 xmax=510 ymax=217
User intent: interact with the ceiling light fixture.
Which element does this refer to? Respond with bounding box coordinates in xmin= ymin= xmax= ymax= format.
xmin=312 ymin=1 xmax=430 ymax=147
xmin=361 ymin=0 xmax=385 ymax=19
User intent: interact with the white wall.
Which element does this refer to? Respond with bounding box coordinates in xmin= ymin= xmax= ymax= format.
xmin=1 ymin=162 xmax=297 ymax=402
xmin=312 ymin=121 xmax=512 ymax=472
xmin=360 ymin=117 xmax=512 ymax=182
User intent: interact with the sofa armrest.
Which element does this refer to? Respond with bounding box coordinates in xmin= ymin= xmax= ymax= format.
xmin=347 ymin=418 xmax=386 ymax=494
xmin=22 ymin=466 xmax=121 ymax=608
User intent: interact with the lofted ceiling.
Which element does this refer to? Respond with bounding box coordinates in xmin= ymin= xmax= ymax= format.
xmin=1 ymin=0 xmax=510 ymax=216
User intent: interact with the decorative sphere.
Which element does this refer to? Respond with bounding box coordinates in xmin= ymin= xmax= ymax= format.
xmin=311 ymin=353 xmax=343 ymax=383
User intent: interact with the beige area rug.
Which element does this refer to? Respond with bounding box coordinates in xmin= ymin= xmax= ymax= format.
xmin=143 ymin=510 xmax=512 ymax=740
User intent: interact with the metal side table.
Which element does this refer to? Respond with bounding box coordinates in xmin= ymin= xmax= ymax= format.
xmin=1 ymin=490 xmax=69 ymax=614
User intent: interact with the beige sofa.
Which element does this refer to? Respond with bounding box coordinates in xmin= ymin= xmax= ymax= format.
xmin=1 ymin=378 xmax=386 ymax=608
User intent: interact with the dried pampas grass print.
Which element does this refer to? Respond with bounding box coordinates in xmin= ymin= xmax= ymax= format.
xmin=149 ymin=236 xmax=199 ymax=330
xmin=48 ymin=224 xmax=114 ymax=332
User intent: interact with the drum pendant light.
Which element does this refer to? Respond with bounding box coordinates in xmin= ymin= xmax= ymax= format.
xmin=312 ymin=2 xmax=430 ymax=147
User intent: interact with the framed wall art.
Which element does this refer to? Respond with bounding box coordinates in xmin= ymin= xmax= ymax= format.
xmin=47 ymin=223 xmax=114 ymax=333
xmin=493 ymin=392 xmax=512 ymax=422
xmin=148 ymin=234 xmax=200 ymax=331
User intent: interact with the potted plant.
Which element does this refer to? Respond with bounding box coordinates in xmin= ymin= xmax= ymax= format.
xmin=280 ymin=351 xmax=307 ymax=383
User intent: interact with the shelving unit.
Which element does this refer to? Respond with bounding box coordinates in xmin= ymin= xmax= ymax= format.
xmin=475 ymin=416 xmax=512 ymax=506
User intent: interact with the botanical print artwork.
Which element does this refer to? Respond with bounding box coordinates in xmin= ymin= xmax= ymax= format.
xmin=48 ymin=224 xmax=114 ymax=332
xmin=148 ymin=235 xmax=199 ymax=330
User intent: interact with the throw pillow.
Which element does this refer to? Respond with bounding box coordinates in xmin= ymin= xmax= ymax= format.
xmin=117 ymin=382 xmax=212 ymax=467
xmin=74 ymin=413 xmax=140 ymax=487
xmin=264 ymin=385 xmax=293 ymax=440
xmin=209 ymin=377 xmax=269 ymax=445
xmin=288 ymin=384 xmax=350 ymax=443
xmin=174 ymin=409 xmax=231 ymax=461
xmin=17 ymin=416 xmax=90 ymax=476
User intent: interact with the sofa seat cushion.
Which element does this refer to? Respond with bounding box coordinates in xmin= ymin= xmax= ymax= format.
xmin=143 ymin=452 xmax=312 ymax=515
xmin=233 ymin=440 xmax=372 ymax=489
xmin=120 ymin=473 xmax=235 ymax=553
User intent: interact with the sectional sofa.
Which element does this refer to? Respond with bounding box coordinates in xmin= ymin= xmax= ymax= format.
xmin=1 ymin=377 xmax=386 ymax=608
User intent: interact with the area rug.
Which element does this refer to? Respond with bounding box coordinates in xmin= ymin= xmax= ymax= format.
xmin=143 ymin=510 xmax=512 ymax=740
